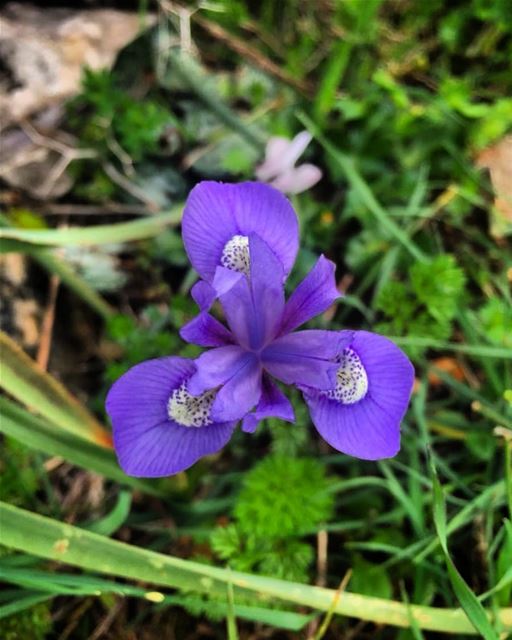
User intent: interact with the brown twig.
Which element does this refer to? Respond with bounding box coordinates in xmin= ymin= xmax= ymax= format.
xmin=307 ymin=529 xmax=329 ymax=638
xmin=87 ymin=598 xmax=123 ymax=640
xmin=36 ymin=273 xmax=60 ymax=371
xmin=102 ymin=162 xmax=160 ymax=211
xmin=58 ymin=599 xmax=94 ymax=640
xmin=19 ymin=119 xmax=98 ymax=198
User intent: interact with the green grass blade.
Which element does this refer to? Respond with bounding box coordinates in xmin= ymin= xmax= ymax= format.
xmin=30 ymin=247 xmax=114 ymax=319
xmin=85 ymin=490 xmax=132 ymax=536
xmin=0 ymin=567 xmax=312 ymax=631
xmin=430 ymin=460 xmax=500 ymax=639
xmin=0 ymin=397 xmax=162 ymax=497
xmin=0 ymin=208 xmax=182 ymax=247
xmin=0 ymin=213 xmax=114 ymax=318
xmin=298 ymin=112 xmax=426 ymax=263
xmin=1 ymin=503 xmax=511 ymax=635
xmin=0 ymin=594 xmax=52 ymax=619
xmin=0 ymin=330 xmax=112 ymax=447
xmin=226 ymin=574 xmax=240 ymax=640
xmin=390 ymin=337 xmax=512 ymax=359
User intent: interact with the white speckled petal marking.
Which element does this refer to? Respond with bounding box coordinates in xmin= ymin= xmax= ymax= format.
xmin=325 ymin=348 xmax=368 ymax=404
xmin=167 ymin=383 xmax=216 ymax=427
xmin=221 ymin=235 xmax=250 ymax=276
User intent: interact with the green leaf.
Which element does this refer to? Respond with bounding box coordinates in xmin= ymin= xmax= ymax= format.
xmin=0 ymin=331 xmax=111 ymax=446
xmin=350 ymin=556 xmax=392 ymax=600
xmin=0 ymin=397 xmax=161 ymax=497
xmin=1 ymin=502 xmax=511 ymax=635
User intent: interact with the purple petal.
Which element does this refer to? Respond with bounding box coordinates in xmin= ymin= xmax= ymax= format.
xmin=349 ymin=331 xmax=415 ymax=419
xmin=182 ymin=182 xmax=239 ymax=282
xmin=191 ymin=280 xmax=216 ymax=311
xmin=106 ymin=357 xmax=235 ymax=477
xmin=303 ymin=331 xmax=414 ymax=460
xmin=182 ymin=181 xmax=299 ymax=282
xmin=213 ymin=266 xmax=244 ymax=297
xmin=211 ymin=355 xmax=263 ymax=422
xmin=230 ymin=184 xmax=298 ymax=278
xmin=180 ymin=312 xmax=233 ymax=347
xmin=279 ymin=255 xmax=341 ymax=335
xmin=303 ymin=393 xmax=401 ymax=460
xmin=262 ymin=330 xmax=351 ymax=390
xmin=242 ymin=376 xmax=294 ymax=433
xmin=219 ymin=234 xmax=285 ymax=350
xmin=270 ymin=164 xmax=322 ymax=195
xmin=187 ymin=345 xmax=249 ymax=395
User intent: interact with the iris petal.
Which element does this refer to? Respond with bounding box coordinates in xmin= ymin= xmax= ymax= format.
xmin=187 ymin=345 xmax=249 ymax=395
xmin=211 ymin=355 xmax=263 ymax=422
xmin=191 ymin=280 xmax=216 ymax=311
xmin=182 ymin=181 xmax=299 ymax=282
xmin=219 ymin=234 xmax=285 ymax=350
xmin=106 ymin=357 xmax=235 ymax=477
xmin=279 ymin=255 xmax=341 ymax=335
xmin=262 ymin=330 xmax=350 ymax=390
xmin=180 ymin=312 xmax=233 ymax=347
xmin=242 ymin=376 xmax=294 ymax=433
xmin=303 ymin=331 xmax=414 ymax=460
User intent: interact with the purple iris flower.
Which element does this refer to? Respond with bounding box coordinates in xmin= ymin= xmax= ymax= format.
xmin=106 ymin=182 xmax=414 ymax=477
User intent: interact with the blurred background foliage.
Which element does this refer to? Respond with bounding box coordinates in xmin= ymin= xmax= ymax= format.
xmin=0 ymin=0 xmax=511 ymax=638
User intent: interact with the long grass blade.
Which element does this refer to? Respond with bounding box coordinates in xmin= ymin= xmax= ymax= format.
xmin=1 ymin=502 xmax=511 ymax=635
xmin=0 ymin=208 xmax=182 ymax=247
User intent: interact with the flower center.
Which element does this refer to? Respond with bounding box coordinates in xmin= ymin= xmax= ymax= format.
xmin=325 ymin=348 xmax=368 ymax=405
xmin=167 ymin=383 xmax=215 ymax=428
xmin=221 ymin=235 xmax=250 ymax=276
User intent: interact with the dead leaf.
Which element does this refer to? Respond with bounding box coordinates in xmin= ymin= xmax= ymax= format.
xmin=476 ymin=135 xmax=512 ymax=238
xmin=428 ymin=356 xmax=465 ymax=386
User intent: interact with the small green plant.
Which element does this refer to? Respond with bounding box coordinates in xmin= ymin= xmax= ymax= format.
xmin=376 ymin=254 xmax=466 ymax=356
xmin=0 ymin=603 xmax=52 ymax=640
xmin=104 ymin=306 xmax=180 ymax=383
xmin=69 ymin=69 xmax=174 ymax=162
xmin=211 ymin=455 xmax=333 ymax=582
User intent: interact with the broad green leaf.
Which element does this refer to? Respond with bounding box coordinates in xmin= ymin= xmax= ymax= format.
xmin=0 ymin=397 xmax=161 ymax=496
xmin=0 ymin=208 xmax=182 ymax=247
xmin=0 ymin=331 xmax=111 ymax=447
xmin=1 ymin=503 xmax=511 ymax=635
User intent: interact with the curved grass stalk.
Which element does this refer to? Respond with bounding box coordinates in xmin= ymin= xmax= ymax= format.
xmin=1 ymin=503 xmax=511 ymax=636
